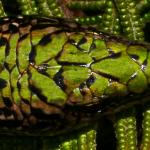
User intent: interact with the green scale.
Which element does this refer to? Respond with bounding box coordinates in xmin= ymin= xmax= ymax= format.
xmin=0 ymin=16 xmax=149 ymax=136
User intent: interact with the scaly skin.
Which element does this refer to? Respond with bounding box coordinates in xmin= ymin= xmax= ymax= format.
xmin=0 ymin=16 xmax=149 ymax=136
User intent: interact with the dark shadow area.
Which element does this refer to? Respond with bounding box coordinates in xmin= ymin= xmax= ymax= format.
xmin=96 ymin=117 xmax=116 ymax=150
xmin=144 ymin=22 xmax=150 ymax=42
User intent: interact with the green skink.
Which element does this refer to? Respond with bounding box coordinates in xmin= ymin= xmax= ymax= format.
xmin=0 ymin=16 xmax=149 ymax=135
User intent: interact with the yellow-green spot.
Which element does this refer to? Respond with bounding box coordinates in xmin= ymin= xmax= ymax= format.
xmin=44 ymin=59 xmax=61 ymax=78
xmin=35 ymin=33 xmax=67 ymax=65
xmin=128 ymin=70 xmax=147 ymax=93
xmin=60 ymin=52 xmax=91 ymax=63
xmin=5 ymin=34 xmax=19 ymax=70
xmin=69 ymin=33 xmax=85 ymax=44
xmin=90 ymin=73 xmax=108 ymax=97
xmin=90 ymin=39 xmax=108 ymax=60
xmin=62 ymin=66 xmax=90 ymax=91
xmin=127 ymin=45 xmax=147 ymax=64
xmin=106 ymin=41 xmax=127 ymax=53
xmin=18 ymin=34 xmax=31 ymax=73
xmin=30 ymin=67 xmax=67 ymax=105
xmin=0 ymin=39 xmax=6 ymax=71
xmin=79 ymin=35 xmax=93 ymax=52
xmin=10 ymin=67 xmax=20 ymax=103
xmin=18 ymin=73 xmax=31 ymax=101
xmin=104 ymin=82 xmax=128 ymax=96
xmin=0 ymin=69 xmax=11 ymax=99
xmin=59 ymin=42 xmax=92 ymax=64
xmin=31 ymin=27 xmax=59 ymax=45
xmin=91 ymin=54 xmax=141 ymax=84
xmin=62 ymin=43 xmax=79 ymax=54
